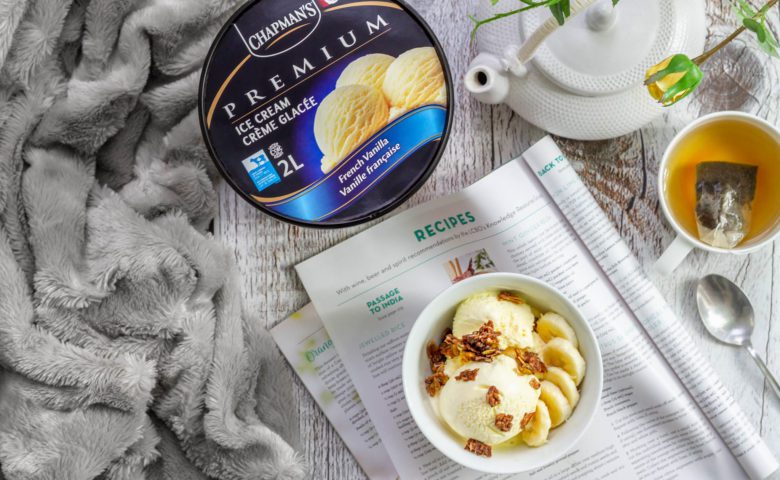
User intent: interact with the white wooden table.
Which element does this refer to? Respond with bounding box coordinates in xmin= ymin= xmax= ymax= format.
xmin=215 ymin=1 xmax=780 ymax=477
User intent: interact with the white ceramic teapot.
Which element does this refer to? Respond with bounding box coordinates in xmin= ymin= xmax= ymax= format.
xmin=465 ymin=0 xmax=707 ymax=140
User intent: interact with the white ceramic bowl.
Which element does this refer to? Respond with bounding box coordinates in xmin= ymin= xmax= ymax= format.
xmin=402 ymin=273 xmax=603 ymax=474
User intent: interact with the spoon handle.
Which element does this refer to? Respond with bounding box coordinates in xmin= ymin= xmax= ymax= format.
xmin=745 ymin=343 xmax=780 ymax=399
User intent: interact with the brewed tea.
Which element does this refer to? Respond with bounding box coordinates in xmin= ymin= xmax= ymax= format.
xmin=664 ymin=119 xmax=780 ymax=247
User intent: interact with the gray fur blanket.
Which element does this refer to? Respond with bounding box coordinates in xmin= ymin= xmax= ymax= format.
xmin=0 ymin=1 xmax=306 ymax=478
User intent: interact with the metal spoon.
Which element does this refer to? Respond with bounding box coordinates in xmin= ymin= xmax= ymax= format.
xmin=696 ymin=274 xmax=780 ymax=398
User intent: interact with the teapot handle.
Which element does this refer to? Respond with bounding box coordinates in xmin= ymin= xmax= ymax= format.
xmin=515 ymin=0 xmax=601 ymax=64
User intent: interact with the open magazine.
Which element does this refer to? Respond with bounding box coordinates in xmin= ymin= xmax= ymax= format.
xmin=272 ymin=137 xmax=779 ymax=480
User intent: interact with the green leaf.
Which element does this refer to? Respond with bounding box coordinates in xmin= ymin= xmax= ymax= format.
xmin=756 ymin=26 xmax=780 ymax=57
xmin=734 ymin=0 xmax=756 ymax=18
xmin=644 ymin=54 xmax=696 ymax=86
xmin=659 ymin=65 xmax=704 ymax=106
xmin=470 ymin=1 xmax=557 ymax=40
xmin=549 ymin=3 xmax=566 ymax=25
xmin=756 ymin=13 xmax=779 ymax=57
xmin=743 ymin=17 xmax=761 ymax=33
xmin=757 ymin=25 xmax=767 ymax=43
xmin=732 ymin=0 xmax=780 ymax=59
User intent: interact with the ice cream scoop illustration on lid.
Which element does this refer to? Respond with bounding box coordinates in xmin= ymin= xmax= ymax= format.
xmin=336 ymin=53 xmax=394 ymax=91
xmin=465 ymin=0 xmax=706 ymax=140
xmin=383 ymin=47 xmax=448 ymax=119
xmin=199 ymin=0 xmax=452 ymax=228
xmin=314 ymin=84 xmax=390 ymax=174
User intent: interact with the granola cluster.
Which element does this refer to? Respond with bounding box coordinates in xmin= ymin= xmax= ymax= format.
xmin=425 ymin=333 xmax=452 ymax=396
xmin=520 ymin=411 xmax=536 ymax=429
xmin=522 ymin=351 xmax=547 ymax=374
xmin=436 ymin=321 xmax=503 ymax=364
xmin=426 ymin=340 xmax=446 ymax=370
xmin=460 ymin=321 xmax=501 ymax=362
xmin=424 ymin=322 xmax=502 ymax=398
xmin=494 ymin=413 xmax=514 ymax=432
xmin=497 ymin=291 xmax=525 ymax=305
xmin=438 ymin=332 xmax=461 ymax=359
xmin=506 ymin=347 xmax=548 ymax=376
xmin=464 ymin=438 xmax=492 ymax=458
xmin=454 ymin=368 xmax=479 ymax=382
xmin=424 ymin=371 xmax=448 ymax=397
xmin=486 ymin=386 xmax=501 ymax=407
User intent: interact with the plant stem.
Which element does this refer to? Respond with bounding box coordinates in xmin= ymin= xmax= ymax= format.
xmin=693 ymin=26 xmax=747 ymax=64
xmin=470 ymin=1 xmax=559 ymax=39
xmin=692 ymin=0 xmax=779 ymax=65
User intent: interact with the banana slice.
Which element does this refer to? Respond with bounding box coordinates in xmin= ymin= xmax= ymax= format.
xmin=525 ymin=332 xmax=545 ymax=353
xmin=541 ymin=337 xmax=586 ymax=386
xmin=536 ymin=313 xmax=578 ymax=348
xmin=544 ymin=366 xmax=580 ymax=408
xmin=539 ymin=380 xmax=572 ymax=428
xmin=521 ymin=400 xmax=551 ymax=447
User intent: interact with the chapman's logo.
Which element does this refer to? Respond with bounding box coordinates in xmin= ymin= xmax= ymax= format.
xmin=233 ymin=0 xmax=340 ymax=58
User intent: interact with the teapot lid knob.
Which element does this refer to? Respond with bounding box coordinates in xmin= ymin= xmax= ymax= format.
xmin=585 ymin=1 xmax=618 ymax=32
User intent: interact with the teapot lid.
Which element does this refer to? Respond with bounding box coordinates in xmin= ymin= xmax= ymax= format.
xmin=520 ymin=0 xmax=699 ymax=96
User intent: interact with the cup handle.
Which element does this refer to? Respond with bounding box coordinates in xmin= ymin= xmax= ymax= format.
xmin=654 ymin=236 xmax=695 ymax=275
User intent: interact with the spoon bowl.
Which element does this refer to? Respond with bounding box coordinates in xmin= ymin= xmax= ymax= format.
xmin=696 ymin=274 xmax=780 ymax=398
xmin=696 ymin=274 xmax=755 ymax=346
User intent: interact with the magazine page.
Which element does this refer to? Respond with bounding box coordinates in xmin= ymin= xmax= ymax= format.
xmin=522 ymin=137 xmax=779 ymax=480
xmin=270 ymin=304 xmax=398 ymax=480
xmin=295 ymin=138 xmax=751 ymax=479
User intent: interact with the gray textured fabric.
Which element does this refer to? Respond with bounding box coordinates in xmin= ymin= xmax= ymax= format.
xmin=0 ymin=1 xmax=306 ymax=478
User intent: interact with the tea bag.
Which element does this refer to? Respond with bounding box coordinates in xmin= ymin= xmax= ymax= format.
xmin=695 ymin=161 xmax=758 ymax=248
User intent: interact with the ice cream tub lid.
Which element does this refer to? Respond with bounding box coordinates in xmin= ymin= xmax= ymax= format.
xmin=199 ymin=0 xmax=453 ymax=228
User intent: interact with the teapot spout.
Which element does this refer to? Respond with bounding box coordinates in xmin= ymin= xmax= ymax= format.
xmin=464 ymin=53 xmax=511 ymax=105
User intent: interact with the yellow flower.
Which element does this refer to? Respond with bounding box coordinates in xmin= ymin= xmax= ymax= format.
xmin=644 ymin=54 xmax=703 ymax=107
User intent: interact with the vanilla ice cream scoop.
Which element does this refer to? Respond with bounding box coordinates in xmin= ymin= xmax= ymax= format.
xmin=383 ymin=46 xmax=447 ymax=119
xmin=337 ymin=54 xmax=395 ymax=93
xmin=314 ymin=85 xmax=389 ymax=173
xmin=438 ymin=355 xmax=540 ymax=445
xmin=453 ymin=291 xmax=537 ymax=350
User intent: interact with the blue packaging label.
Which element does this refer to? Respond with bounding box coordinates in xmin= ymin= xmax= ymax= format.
xmin=242 ymin=149 xmax=282 ymax=191
xmin=200 ymin=0 xmax=451 ymax=226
